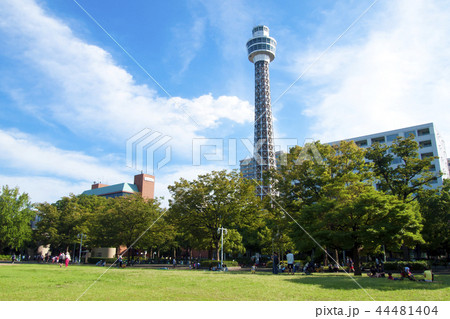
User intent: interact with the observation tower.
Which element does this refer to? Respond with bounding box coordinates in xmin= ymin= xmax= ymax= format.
xmin=246 ymin=25 xmax=277 ymax=199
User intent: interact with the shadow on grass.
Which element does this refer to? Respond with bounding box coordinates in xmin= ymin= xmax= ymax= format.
xmin=282 ymin=273 xmax=449 ymax=292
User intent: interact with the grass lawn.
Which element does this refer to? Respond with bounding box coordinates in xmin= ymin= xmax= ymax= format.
xmin=0 ymin=264 xmax=448 ymax=301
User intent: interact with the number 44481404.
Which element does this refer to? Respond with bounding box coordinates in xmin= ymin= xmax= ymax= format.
xmin=376 ymin=306 xmax=438 ymax=316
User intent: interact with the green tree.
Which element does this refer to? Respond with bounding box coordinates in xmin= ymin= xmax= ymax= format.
xmin=89 ymin=194 xmax=167 ymax=260
xmin=0 ymin=186 xmax=34 ymax=251
xmin=35 ymin=194 xmax=103 ymax=252
xmin=272 ymin=141 xmax=423 ymax=275
xmin=168 ymin=170 xmax=262 ymax=260
xmin=417 ymin=179 xmax=450 ymax=257
xmin=366 ymin=135 xmax=439 ymax=202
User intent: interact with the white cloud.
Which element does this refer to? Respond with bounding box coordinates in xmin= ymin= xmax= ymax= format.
xmin=172 ymin=17 xmax=206 ymax=77
xmin=0 ymin=175 xmax=87 ymax=204
xmin=0 ymin=0 xmax=253 ymax=158
xmin=0 ymin=129 xmax=129 ymax=183
xmin=0 ymin=128 xmax=234 ymax=205
xmin=289 ymin=0 xmax=450 ymax=150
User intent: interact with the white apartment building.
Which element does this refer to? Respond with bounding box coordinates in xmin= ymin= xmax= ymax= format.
xmin=328 ymin=123 xmax=449 ymax=187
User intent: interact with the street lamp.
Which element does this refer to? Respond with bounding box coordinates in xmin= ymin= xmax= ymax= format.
xmin=217 ymin=227 xmax=227 ymax=270
xmin=77 ymin=233 xmax=87 ymax=264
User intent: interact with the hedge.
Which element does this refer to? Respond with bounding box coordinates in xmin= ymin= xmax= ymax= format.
xmin=87 ymin=257 xmax=118 ymax=264
xmin=266 ymin=260 xmax=303 ymax=268
xmin=363 ymin=261 xmax=431 ymax=271
xmin=0 ymin=254 xmax=11 ymax=261
xmin=198 ymin=260 xmax=239 ymax=268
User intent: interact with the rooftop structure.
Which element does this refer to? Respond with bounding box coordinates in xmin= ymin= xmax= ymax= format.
xmin=82 ymin=173 xmax=155 ymax=199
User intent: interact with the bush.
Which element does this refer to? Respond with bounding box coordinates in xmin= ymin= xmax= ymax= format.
xmin=364 ymin=261 xmax=431 ymax=271
xmin=235 ymin=257 xmax=253 ymax=267
xmin=87 ymin=257 xmax=117 ymax=264
xmin=199 ymin=260 xmax=239 ymax=268
xmin=431 ymin=259 xmax=449 ymax=267
xmin=266 ymin=260 xmax=303 ymax=269
xmin=0 ymin=254 xmax=11 ymax=261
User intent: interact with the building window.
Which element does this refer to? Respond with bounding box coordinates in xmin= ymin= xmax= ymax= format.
xmin=419 ymin=140 xmax=432 ymax=148
xmin=355 ymin=139 xmax=368 ymax=147
xmin=421 ymin=152 xmax=434 ymax=159
xmin=404 ymin=130 xmax=416 ymax=138
xmin=386 ymin=134 xmax=398 ymax=142
xmin=371 ymin=136 xmax=385 ymax=144
xmin=418 ymin=128 xmax=430 ymax=136
xmin=430 ymin=177 xmax=438 ymax=184
xmin=429 ymin=165 xmax=436 ymax=171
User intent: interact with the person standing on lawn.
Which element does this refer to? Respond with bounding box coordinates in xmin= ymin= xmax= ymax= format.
xmin=65 ymin=252 xmax=71 ymax=267
xmin=286 ymin=251 xmax=294 ymax=275
xmin=272 ymin=252 xmax=279 ymax=274
xmin=58 ymin=252 xmax=65 ymax=268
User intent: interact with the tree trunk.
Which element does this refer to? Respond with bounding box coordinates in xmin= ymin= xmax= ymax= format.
xmin=402 ymin=245 xmax=410 ymax=260
xmin=334 ymin=249 xmax=339 ymax=266
xmin=352 ymin=245 xmax=363 ymax=276
xmin=324 ymin=246 xmax=328 ymax=266
xmin=216 ymin=240 xmax=220 ymax=262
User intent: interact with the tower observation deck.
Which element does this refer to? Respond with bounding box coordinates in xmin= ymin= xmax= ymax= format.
xmin=246 ymin=25 xmax=277 ymax=199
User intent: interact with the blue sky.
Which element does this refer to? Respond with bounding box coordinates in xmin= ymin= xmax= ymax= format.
xmin=1 ymin=0 xmax=449 ymax=205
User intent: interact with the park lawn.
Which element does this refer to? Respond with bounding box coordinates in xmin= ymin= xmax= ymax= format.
xmin=0 ymin=264 xmax=448 ymax=301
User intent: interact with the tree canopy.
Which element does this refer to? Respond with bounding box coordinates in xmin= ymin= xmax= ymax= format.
xmin=0 ymin=186 xmax=34 ymax=252
xmin=168 ymin=170 xmax=263 ymax=259
xmin=271 ymin=141 xmax=423 ymax=275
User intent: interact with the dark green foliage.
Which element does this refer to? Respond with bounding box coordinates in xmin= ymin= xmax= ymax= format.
xmin=87 ymin=257 xmax=117 ymax=264
xmin=417 ymin=179 xmax=450 ymax=257
xmin=35 ymin=194 xmax=107 ymax=251
xmin=271 ymin=141 xmax=424 ymax=276
xmin=371 ymin=261 xmax=431 ymax=271
xmin=197 ymin=259 xmax=239 ymax=268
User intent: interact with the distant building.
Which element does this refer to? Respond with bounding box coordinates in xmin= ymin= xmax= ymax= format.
xmin=82 ymin=173 xmax=155 ymax=200
xmin=81 ymin=173 xmax=155 ymax=259
xmin=328 ymin=123 xmax=448 ymax=187
xmin=241 ymin=123 xmax=448 ymax=189
xmin=239 ymin=151 xmax=285 ymax=180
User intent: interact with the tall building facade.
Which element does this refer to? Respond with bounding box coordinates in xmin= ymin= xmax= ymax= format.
xmin=246 ymin=25 xmax=277 ymax=198
xmin=328 ymin=123 xmax=449 ymax=187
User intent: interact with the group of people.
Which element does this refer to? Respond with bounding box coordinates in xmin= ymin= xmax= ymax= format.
xmin=11 ymin=252 xmax=71 ymax=267
xmin=369 ymin=266 xmax=434 ymax=282
xmin=271 ymin=251 xmax=296 ymax=275
xmin=50 ymin=252 xmax=71 ymax=267
xmin=368 ymin=263 xmax=385 ymax=278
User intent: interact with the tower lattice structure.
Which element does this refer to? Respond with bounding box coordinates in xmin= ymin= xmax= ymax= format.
xmin=246 ymin=25 xmax=277 ymax=199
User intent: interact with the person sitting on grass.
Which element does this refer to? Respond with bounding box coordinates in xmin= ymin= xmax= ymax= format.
xmin=387 ymin=272 xmax=401 ymax=280
xmin=96 ymin=260 xmax=103 ymax=266
xmin=368 ymin=265 xmax=377 ymax=277
xmin=375 ymin=265 xmax=385 ymax=278
xmin=401 ymin=267 xmax=415 ymax=281
xmin=423 ymin=270 xmax=433 ymax=282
